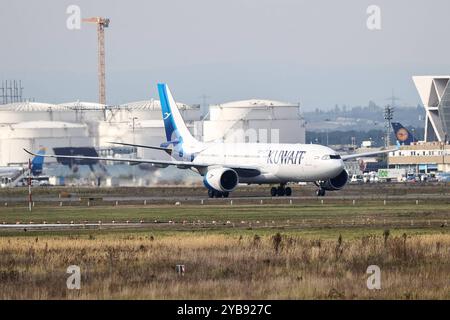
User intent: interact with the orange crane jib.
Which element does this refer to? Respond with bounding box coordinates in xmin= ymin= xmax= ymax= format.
xmin=82 ymin=17 xmax=110 ymax=28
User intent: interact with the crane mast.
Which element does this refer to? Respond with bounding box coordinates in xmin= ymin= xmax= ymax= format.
xmin=82 ymin=17 xmax=110 ymax=105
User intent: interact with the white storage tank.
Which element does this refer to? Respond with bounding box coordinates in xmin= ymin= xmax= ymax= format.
xmin=202 ymin=99 xmax=305 ymax=144
xmin=0 ymin=101 xmax=105 ymax=125
xmin=119 ymin=100 xmax=201 ymax=123
xmin=96 ymin=119 xmax=168 ymax=160
xmin=0 ymin=102 xmax=74 ymax=124
xmin=58 ymin=101 xmax=106 ymax=122
xmin=94 ymin=100 xmax=201 ymax=158
xmin=0 ymin=121 xmax=93 ymax=165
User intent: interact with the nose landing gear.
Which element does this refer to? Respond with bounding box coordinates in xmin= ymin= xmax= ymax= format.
xmin=270 ymin=184 xmax=292 ymax=197
xmin=207 ymin=189 xmax=229 ymax=198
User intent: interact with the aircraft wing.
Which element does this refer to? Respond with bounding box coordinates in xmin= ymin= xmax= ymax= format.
xmin=23 ymin=149 xmax=262 ymax=173
xmin=24 ymin=148 xmax=207 ymax=169
xmin=340 ymin=147 xmax=398 ymax=161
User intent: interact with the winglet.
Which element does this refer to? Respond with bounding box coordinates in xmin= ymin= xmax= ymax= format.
xmin=23 ymin=148 xmax=36 ymax=156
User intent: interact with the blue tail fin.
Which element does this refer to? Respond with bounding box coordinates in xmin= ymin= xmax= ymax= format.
xmin=157 ymin=83 xmax=198 ymax=146
xmin=391 ymin=122 xmax=417 ymax=145
xmin=31 ymin=147 xmax=45 ymax=175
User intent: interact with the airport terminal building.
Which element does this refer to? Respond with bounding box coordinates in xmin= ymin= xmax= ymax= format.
xmin=388 ymin=142 xmax=450 ymax=174
xmin=385 ymin=75 xmax=450 ymax=174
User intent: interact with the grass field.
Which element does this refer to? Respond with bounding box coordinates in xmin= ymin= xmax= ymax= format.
xmin=0 ymin=230 xmax=448 ymax=299
xmin=0 ymin=201 xmax=448 ymax=299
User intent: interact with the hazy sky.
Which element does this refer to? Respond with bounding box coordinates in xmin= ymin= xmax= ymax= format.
xmin=1 ymin=0 xmax=449 ymax=110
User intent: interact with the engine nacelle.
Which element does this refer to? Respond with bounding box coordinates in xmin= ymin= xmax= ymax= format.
xmin=320 ymin=169 xmax=349 ymax=191
xmin=204 ymin=167 xmax=239 ymax=192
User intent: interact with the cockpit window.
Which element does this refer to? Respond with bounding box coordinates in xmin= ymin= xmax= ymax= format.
xmin=322 ymin=154 xmax=341 ymax=160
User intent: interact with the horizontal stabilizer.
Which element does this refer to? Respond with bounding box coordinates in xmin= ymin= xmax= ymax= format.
xmin=108 ymin=141 xmax=172 ymax=152
xmin=23 ymin=148 xmax=198 ymax=168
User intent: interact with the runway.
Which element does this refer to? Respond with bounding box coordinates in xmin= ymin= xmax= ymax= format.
xmin=0 ymin=183 xmax=448 ymax=232
xmin=0 ymin=192 xmax=449 ymax=206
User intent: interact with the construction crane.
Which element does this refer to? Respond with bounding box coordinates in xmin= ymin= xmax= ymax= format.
xmin=82 ymin=17 xmax=110 ymax=105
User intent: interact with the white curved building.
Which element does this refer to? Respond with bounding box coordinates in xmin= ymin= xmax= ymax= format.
xmin=0 ymin=121 xmax=92 ymax=165
xmin=413 ymin=75 xmax=450 ymax=142
xmin=203 ymin=99 xmax=305 ymax=144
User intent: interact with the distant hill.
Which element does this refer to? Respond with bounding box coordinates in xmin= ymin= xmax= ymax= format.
xmin=304 ymin=103 xmax=425 ymax=132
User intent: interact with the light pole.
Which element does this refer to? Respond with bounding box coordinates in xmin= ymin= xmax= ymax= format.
xmin=384 ymin=105 xmax=394 ymax=148
xmin=28 ymin=159 xmax=32 ymax=212
xmin=132 ymin=117 xmax=138 ymax=184
xmin=132 ymin=117 xmax=138 ymax=146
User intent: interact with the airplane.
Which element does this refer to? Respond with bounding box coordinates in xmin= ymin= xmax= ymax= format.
xmin=29 ymin=148 xmax=46 ymax=176
xmin=1 ymin=147 xmax=45 ymax=185
xmin=391 ymin=122 xmax=417 ymax=145
xmin=25 ymin=84 xmax=397 ymax=197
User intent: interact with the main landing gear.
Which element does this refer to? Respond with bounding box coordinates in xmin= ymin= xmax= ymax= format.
xmin=207 ymin=189 xmax=229 ymax=198
xmin=270 ymin=184 xmax=292 ymax=197
xmin=316 ymin=188 xmax=326 ymax=197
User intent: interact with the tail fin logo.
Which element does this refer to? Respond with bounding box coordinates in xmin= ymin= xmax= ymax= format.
xmin=163 ymin=112 xmax=171 ymax=120
xmin=391 ymin=122 xmax=416 ymax=145
xmin=31 ymin=147 xmax=46 ymax=176
xmin=157 ymin=83 xmax=198 ymax=145
xmin=396 ymin=128 xmax=409 ymax=142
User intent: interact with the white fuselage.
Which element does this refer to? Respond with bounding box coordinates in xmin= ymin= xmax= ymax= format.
xmin=176 ymin=142 xmax=345 ymax=184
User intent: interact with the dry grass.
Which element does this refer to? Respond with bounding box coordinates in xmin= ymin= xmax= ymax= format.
xmin=0 ymin=231 xmax=449 ymax=299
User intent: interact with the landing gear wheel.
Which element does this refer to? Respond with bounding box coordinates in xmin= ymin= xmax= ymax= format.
xmin=316 ymin=189 xmax=326 ymax=197
xmin=285 ymin=187 xmax=292 ymax=196
xmin=208 ymin=189 xmax=214 ymax=198
xmin=270 ymin=187 xmax=277 ymax=197
xmin=277 ymin=186 xmax=286 ymax=197
xmin=214 ymin=191 xmax=223 ymax=198
xmin=222 ymin=192 xmax=229 ymax=198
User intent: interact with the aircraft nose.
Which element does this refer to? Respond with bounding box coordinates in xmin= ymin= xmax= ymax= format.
xmin=330 ymin=159 xmax=345 ymax=176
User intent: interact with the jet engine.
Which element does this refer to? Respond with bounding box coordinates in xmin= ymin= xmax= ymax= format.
xmin=204 ymin=167 xmax=239 ymax=192
xmin=320 ymin=169 xmax=349 ymax=191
